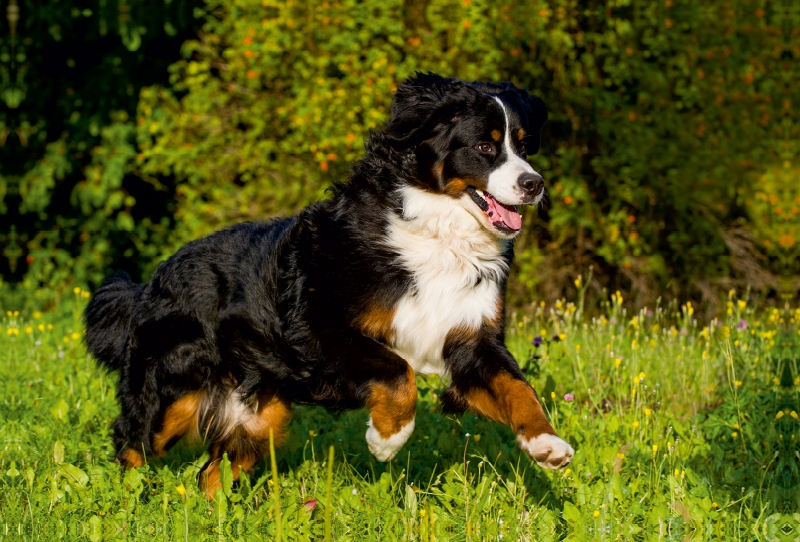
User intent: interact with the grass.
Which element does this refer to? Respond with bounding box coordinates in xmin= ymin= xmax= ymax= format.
xmin=2 ymin=286 xmax=798 ymax=540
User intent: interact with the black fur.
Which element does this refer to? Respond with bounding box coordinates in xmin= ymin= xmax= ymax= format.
xmin=85 ymin=72 xmax=548 ymax=463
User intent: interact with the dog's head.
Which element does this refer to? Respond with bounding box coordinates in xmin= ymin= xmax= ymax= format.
xmin=386 ymin=73 xmax=548 ymax=239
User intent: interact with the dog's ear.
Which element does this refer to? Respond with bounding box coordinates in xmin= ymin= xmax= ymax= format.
xmin=385 ymin=73 xmax=474 ymax=150
xmin=514 ymin=91 xmax=548 ymax=156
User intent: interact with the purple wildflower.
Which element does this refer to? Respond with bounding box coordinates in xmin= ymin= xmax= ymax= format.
xmin=608 ymin=317 xmax=618 ymax=325
xmin=564 ymin=393 xmax=575 ymax=402
xmin=680 ymin=327 xmax=688 ymax=336
xmin=532 ymin=335 xmax=543 ymax=347
xmin=736 ymin=319 xmax=748 ymax=331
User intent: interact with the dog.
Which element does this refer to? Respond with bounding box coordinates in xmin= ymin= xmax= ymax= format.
xmin=84 ymin=73 xmax=574 ymax=497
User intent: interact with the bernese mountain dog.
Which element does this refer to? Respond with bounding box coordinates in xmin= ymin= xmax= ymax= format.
xmin=84 ymin=73 xmax=574 ymax=497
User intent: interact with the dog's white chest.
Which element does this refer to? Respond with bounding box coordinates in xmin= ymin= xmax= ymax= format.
xmin=386 ymin=187 xmax=508 ymax=376
xmin=391 ymin=275 xmax=499 ymax=375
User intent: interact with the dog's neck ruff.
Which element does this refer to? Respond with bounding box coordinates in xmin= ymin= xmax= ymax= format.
xmin=386 ymin=186 xmax=509 ymax=375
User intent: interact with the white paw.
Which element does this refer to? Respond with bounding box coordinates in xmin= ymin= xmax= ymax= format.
xmin=365 ymin=417 xmax=415 ymax=462
xmin=518 ymin=433 xmax=574 ymax=469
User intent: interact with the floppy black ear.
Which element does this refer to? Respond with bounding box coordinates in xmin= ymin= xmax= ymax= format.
xmin=515 ymin=91 xmax=548 ymax=155
xmin=385 ymin=73 xmax=475 ymax=150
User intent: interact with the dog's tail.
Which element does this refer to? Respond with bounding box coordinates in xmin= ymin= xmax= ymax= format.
xmin=84 ymin=271 xmax=139 ymax=371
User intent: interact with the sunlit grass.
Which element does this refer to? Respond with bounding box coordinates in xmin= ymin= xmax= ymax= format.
xmin=2 ymin=288 xmax=798 ymax=540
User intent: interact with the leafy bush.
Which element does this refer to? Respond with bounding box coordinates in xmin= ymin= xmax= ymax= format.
xmin=1 ymin=0 xmax=200 ymax=308
xmin=133 ymin=0 xmax=800 ymax=307
xmin=4 ymin=0 xmax=799 ymax=311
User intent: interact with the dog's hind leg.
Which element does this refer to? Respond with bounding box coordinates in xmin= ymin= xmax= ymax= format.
xmin=152 ymin=391 xmax=204 ymax=456
xmin=199 ymin=392 xmax=292 ymax=499
xmin=113 ymin=366 xmax=161 ymax=469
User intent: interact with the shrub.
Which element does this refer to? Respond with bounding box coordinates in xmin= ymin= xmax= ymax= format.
xmin=6 ymin=0 xmax=798 ymax=311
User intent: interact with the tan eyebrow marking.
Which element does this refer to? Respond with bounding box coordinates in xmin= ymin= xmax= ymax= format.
xmin=518 ymin=128 xmax=526 ymax=140
xmin=491 ymin=129 xmax=502 ymax=141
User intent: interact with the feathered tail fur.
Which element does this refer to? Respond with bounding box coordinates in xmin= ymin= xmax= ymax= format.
xmin=84 ymin=271 xmax=139 ymax=371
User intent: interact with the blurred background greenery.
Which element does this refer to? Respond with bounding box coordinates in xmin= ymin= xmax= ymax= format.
xmin=1 ymin=0 xmax=798 ymax=312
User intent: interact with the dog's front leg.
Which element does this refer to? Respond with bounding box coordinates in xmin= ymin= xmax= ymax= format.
xmin=442 ymin=338 xmax=574 ymax=469
xmin=364 ymin=362 xmax=417 ymax=461
xmin=320 ymin=331 xmax=417 ymax=462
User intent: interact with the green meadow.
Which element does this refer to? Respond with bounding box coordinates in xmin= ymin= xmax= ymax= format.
xmin=2 ymin=287 xmax=798 ymax=541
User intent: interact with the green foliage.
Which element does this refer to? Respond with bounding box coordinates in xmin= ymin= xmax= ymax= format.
xmin=1 ymin=0 xmax=200 ymax=306
xmin=4 ymin=0 xmax=800 ymax=310
xmin=2 ymin=288 xmax=798 ymax=539
xmin=133 ymin=0 xmax=800 ymax=306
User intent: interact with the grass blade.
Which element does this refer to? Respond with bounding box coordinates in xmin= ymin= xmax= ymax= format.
xmin=325 ymin=445 xmax=334 ymax=542
xmin=269 ymin=428 xmax=282 ymax=542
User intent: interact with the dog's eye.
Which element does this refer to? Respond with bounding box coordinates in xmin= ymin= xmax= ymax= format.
xmin=476 ymin=143 xmax=495 ymax=154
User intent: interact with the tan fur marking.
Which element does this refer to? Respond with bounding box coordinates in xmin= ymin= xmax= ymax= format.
xmin=444 ymin=178 xmax=468 ymax=196
xmin=435 ymin=162 xmax=445 ymax=180
xmin=356 ymin=305 xmax=396 ymax=343
xmin=491 ymin=129 xmax=502 ymax=141
xmin=367 ymin=364 xmax=417 ymax=438
xmin=445 ymin=324 xmax=481 ymax=347
xmin=201 ymin=453 xmax=259 ymax=499
xmin=153 ymin=392 xmax=202 ymax=455
xmin=489 ymin=296 xmax=504 ymax=328
xmin=517 ymin=128 xmax=526 ymax=140
xmin=199 ymin=394 xmax=292 ymax=499
xmin=120 ymin=448 xmax=145 ymax=469
xmin=463 ymin=372 xmax=555 ymax=438
xmin=248 ymin=394 xmax=293 ymax=447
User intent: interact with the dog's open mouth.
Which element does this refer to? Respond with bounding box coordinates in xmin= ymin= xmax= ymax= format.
xmin=466 ymin=187 xmax=522 ymax=233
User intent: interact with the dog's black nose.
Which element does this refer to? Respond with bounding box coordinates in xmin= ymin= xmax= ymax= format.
xmin=517 ymin=172 xmax=544 ymax=197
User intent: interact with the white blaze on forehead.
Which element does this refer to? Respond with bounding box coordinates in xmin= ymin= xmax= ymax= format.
xmin=486 ymin=96 xmax=536 ymax=205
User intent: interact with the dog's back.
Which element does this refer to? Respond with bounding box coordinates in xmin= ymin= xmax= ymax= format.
xmin=84 ymin=217 xmax=297 ymax=373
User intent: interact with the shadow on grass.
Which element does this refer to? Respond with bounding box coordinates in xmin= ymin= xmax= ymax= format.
xmin=158 ymin=397 xmax=562 ymax=508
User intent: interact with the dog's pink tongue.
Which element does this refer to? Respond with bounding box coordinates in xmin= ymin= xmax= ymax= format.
xmin=486 ymin=193 xmax=522 ymax=231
